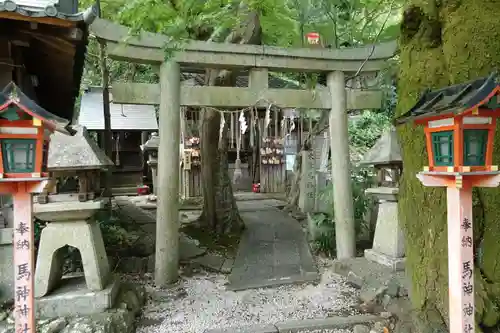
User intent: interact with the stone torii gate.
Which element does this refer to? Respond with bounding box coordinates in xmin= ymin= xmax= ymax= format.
xmin=90 ymin=18 xmax=397 ymax=286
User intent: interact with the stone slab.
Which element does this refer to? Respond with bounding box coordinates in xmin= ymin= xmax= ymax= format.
xmin=228 ymin=210 xmax=318 ymax=290
xmin=234 ymin=192 xmax=286 ymax=201
xmin=221 ymin=258 xmax=234 ymax=274
xmin=204 ymin=324 xmax=278 ymax=333
xmin=36 ymin=275 xmax=120 ymax=318
xmin=0 ymin=229 xmax=12 ymax=246
xmin=364 ymin=249 xmax=405 ymax=272
xmin=236 ymin=200 xmax=286 ymax=212
xmin=275 ymin=315 xmax=381 ymax=333
xmin=0 ymin=242 xmax=13 ymax=302
xmin=191 ymin=253 xmax=225 ymax=272
xmin=332 ymin=257 xmax=410 ymax=300
xmin=34 ymin=200 xmax=104 ymax=222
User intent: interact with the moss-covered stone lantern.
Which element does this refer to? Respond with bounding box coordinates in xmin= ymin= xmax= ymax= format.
xmin=359 ymin=126 xmax=405 ymax=271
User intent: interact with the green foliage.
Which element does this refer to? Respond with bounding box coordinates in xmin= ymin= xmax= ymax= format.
xmin=94 ymin=209 xmax=135 ymax=250
xmin=310 ymin=110 xmax=392 ymax=256
xmin=349 ymin=110 xmax=392 ymax=154
xmin=78 ymin=0 xmax=402 ymax=89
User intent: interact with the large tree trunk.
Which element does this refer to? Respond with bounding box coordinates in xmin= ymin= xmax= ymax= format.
xmin=397 ymin=1 xmax=500 ymax=330
xmin=199 ymin=11 xmax=262 ymax=235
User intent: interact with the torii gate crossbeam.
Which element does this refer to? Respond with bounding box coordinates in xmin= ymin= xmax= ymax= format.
xmin=89 ymin=18 xmax=397 ymax=287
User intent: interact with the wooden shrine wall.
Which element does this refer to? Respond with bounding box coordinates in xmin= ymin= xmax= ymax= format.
xmin=260 ymin=136 xmax=286 ymax=193
xmin=181 ymin=137 xmax=202 ymax=198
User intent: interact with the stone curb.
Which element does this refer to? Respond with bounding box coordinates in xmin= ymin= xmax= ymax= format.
xmin=227 ymin=271 xmax=320 ymax=292
xmin=204 ymin=315 xmax=382 ymax=333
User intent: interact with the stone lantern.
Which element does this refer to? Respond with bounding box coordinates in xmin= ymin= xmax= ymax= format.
xmin=33 ymin=125 xmax=118 ymax=318
xmin=359 ymin=126 xmax=405 ymax=271
xmin=143 ymin=132 xmax=159 ymax=195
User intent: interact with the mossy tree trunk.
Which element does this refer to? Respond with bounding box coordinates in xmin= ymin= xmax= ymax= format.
xmin=398 ymin=1 xmax=500 ymax=330
xmin=199 ymin=10 xmax=262 ymax=236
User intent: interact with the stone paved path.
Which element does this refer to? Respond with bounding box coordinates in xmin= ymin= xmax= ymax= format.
xmin=228 ymin=208 xmax=319 ymax=291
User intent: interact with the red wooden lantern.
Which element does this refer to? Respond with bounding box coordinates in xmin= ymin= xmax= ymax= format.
xmin=0 ymin=83 xmax=70 ymax=180
xmin=396 ymin=72 xmax=500 ymax=333
xmin=396 ymin=73 xmax=500 ymax=174
xmin=0 ymin=82 xmax=71 ymax=333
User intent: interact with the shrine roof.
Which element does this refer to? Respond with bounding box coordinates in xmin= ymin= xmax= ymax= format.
xmin=360 ymin=127 xmax=402 ymax=166
xmin=48 ymin=124 xmax=114 ymax=171
xmin=396 ymin=72 xmax=499 ymax=124
xmin=78 ymin=86 xmax=158 ymax=131
xmin=0 ymin=1 xmax=96 ymax=22
xmin=0 ymin=2 xmax=97 ymax=122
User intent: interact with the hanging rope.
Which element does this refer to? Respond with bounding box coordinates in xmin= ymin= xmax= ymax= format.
xmin=233 ymin=110 xmax=248 ymax=184
xmin=115 ymin=133 xmax=120 ymax=166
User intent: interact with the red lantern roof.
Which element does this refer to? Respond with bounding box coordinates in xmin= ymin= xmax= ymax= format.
xmin=396 ymin=72 xmax=500 ymax=125
xmin=0 ymin=82 xmax=72 ymax=134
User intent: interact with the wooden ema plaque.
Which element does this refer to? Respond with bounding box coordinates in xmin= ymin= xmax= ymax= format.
xmin=260 ymin=136 xmax=285 ymax=165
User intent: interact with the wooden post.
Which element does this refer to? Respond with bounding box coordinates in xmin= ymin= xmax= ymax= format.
xmin=327 ymin=71 xmax=356 ymax=259
xmin=98 ymin=40 xmax=113 ymax=198
xmin=155 ymin=61 xmax=181 ymax=286
xmin=416 ymin=173 xmax=500 ymax=333
xmin=447 ymin=186 xmax=474 ymax=333
xmin=12 ymin=183 xmax=35 ymax=333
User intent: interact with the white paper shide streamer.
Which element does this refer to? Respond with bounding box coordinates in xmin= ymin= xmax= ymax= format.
xmin=219 ymin=113 xmax=225 ymax=147
xmin=233 ymin=110 xmax=247 ymax=184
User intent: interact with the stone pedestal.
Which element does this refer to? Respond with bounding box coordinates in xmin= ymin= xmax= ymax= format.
xmin=36 ymin=275 xmax=120 ymax=318
xmin=34 ymin=200 xmax=111 ymax=298
xmin=0 ymin=228 xmax=13 ymax=302
xmin=148 ymin=158 xmax=158 ymax=195
xmin=364 ymin=187 xmax=405 ymax=271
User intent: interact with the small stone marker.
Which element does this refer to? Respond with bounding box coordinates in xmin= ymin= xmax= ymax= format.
xmin=299 ymin=151 xmax=316 ymax=213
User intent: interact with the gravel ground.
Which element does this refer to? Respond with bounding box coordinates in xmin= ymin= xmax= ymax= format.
xmin=136 ymin=258 xmax=359 ymax=333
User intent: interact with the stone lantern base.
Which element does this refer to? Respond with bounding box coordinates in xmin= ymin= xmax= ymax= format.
xmin=33 ymin=199 xmax=118 ymax=317
xmin=364 ymin=187 xmax=405 ymax=272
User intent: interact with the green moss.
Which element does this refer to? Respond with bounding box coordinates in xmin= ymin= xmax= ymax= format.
xmin=397 ymin=0 xmax=500 ymax=329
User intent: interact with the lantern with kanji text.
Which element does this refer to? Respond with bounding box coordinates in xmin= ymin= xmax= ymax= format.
xmin=0 ymin=82 xmax=71 ymax=333
xmin=396 ymin=72 xmax=500 ymax=333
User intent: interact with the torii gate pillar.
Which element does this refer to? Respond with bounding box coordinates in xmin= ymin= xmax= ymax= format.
xmin=156 ymin=61 xmax=181 ymax=285
xmin=328 ymin=71 xmax=356 ymax=259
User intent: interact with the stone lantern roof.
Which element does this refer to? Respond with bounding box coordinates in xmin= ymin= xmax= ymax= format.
xmin=142 ymin=133 xmax=159 ymax=151
xmin=48 ymin=125 xmax=114 ymax=171
xmin=360 ymin=126 xmax=402 ymax=167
